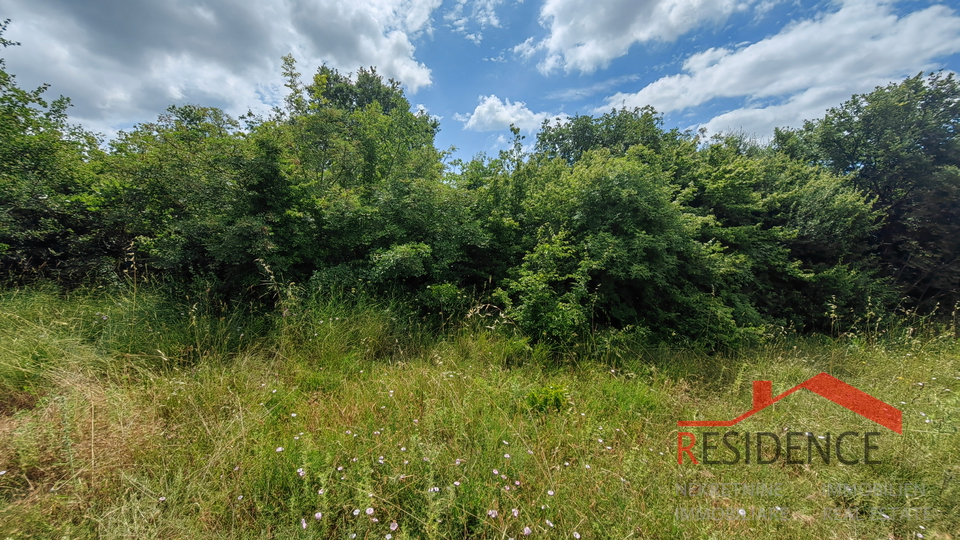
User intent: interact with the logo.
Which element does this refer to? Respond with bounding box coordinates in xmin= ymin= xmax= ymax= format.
xmin=677 ymin=373 xmax=902 ymax=465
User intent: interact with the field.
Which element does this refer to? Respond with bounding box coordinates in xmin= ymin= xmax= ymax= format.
xmin=0 ymin=285 xmax=957 ymax=539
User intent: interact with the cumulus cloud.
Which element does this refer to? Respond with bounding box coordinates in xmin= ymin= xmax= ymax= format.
xmin=524 ymin=0 xmax=752 ymax=73
xmin=596 ymin=0 xmax=960 ymax=136
xmin=0 ymin=0 xmax=441 ymax=137
xmin=455 ymin=95 xmax=566 ymax=132
xmin=445 ymin=0 xmax=504 ymax=42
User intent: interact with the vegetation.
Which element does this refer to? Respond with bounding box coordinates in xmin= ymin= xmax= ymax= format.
xmin=1 ymin=22 xmax=958 ymax=538
xmin=0 ymin=286 xmax=957 ymax=539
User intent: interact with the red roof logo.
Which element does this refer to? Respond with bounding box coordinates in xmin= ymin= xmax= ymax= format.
xmin=678 ymin=372 xmax=902 ymax=433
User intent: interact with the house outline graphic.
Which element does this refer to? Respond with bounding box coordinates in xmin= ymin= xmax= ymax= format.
xmin=677 ymin=372 xmax=902 ymax=434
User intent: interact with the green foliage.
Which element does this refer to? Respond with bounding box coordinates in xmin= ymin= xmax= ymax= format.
xmin=2 ymin=284 xmax=958 ymax=539
xmin=3 ymin=32 xmax=953 ymax=346
xmin=777 ymin=72 xmax=960 ymax=313
xmin=0 ymin=22 xmax=106 ymax=284
xmin=525 ymin=383 xmax=569 ymax=413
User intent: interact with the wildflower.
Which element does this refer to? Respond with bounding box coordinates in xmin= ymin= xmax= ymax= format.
xmin=738 ymin=509 xmax=746 ymax=516
xmin=297 ymin=468 xmax=305 ymax=477
xmin=573 ymin=533 xmax=581 ymax=539
xmin=366 ymin=508 xmax=374 ymax=515
xmin=301 ymin=518 xmax=307 ymax=529
xmin=318 ymin=489 xmax=324 ymax=494
xmin=401 ymin=447 xmax=406 ymax=451
xmin=237 ymin=495 xmax=243 ymax=500
xmin=158 ymin=497 xmax=166 ymax=502
xmin=527 ymin=450 xmax=533 ymax=455
xmin=0 ymin=471 xmax=5 ymax=475
xmin=487 ymin=509 xmax=498 ymax=518
xmin=503 ymin=440 xmax=509 ymax=445
xmin=386 ymin=535 xmax=392 ymax=540
xmin=524 ymin=526 xmax=532 ymax=535
xmin=547 ymin=490 xmax=555 ymax=496
xmin=584 ymin=465 xmax=591 ymax=469
xmin=390 ymin=521 xmax=398 ymax=531
xmin=353 ymin=509 xmax=361 ymax=516
xmin=315 ymin=512 xmax=322 ymax=519
xmin=276 ymin=447 xmax=284 ymax=452
xmin=291 ymin=413 xmax=297 ymax=417
xmin=505 ymin=454 xmax=511 ymax=459
xmin=546 ymin=519 xmax=554 ymax=527
xmin=493 ymin=469 xmax=499 ymax=475
xmin=337 ymin=466 xmax=344 ymax=471
xmin=429 ymin=487 xmax=440 ymax=492
xmin=512 ymin=508 xmax=519 ymax=517
xmin=454 ymin=481 xmax=461 ymax=486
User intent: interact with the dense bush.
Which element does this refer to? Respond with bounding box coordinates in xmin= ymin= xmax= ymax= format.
xmin=3 ymin=22 xmax=956 ymax=347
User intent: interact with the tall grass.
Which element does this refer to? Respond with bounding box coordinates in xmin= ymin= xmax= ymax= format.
xmin=0 ymin=284 xmax=957 ymax=538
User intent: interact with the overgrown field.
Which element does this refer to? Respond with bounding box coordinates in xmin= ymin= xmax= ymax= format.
xmin=1 ymin=285 xmax=958 ymax=539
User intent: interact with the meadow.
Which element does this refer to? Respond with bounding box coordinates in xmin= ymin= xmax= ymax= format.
xmin=1 ymin=284 xmax=957 ymax=539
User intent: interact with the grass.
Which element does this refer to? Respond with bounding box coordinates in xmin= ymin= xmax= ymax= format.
xmin=0 ymin=284 xmax=957 ymax=539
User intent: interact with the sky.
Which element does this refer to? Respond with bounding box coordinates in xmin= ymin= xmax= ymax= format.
xmin=1 ymin=0 xmax=959 ymax=161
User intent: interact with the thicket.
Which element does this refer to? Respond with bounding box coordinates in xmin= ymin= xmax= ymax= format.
xmin=2 ymin=25 xmax=958 ymax=349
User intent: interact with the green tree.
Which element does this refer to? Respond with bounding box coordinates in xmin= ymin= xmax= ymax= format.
xmin=0 ymin=20 xmax=106 ymax=284
xmin=777 ymin=72 xmax=960 ymax=312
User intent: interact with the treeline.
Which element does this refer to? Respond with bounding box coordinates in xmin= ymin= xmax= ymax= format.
xmin=2 ymin=32 xmax=958 ymax=347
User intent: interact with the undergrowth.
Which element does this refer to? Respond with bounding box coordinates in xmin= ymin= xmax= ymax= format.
xmin=0 ymin=284 xmax=957 ymax=539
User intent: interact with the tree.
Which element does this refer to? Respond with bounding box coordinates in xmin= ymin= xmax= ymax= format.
xmin=0 ymin=20 xmax=106 ymax=284
xmin=776 ymin=73 xmax=960 ymax=312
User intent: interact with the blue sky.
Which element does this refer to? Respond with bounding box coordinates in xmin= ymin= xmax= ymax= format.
xmin=1 ymin=0 xmax=959 ymax=161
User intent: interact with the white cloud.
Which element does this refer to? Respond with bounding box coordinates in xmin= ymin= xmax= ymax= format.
xmin=597 ymin=0 xmax=960 ymax=136
xmin=525 ymin=0 xmax=752 ymax=74
xmin=545 ymin=74 xmax=641 ymax=101
xmin=445 ymin=0 xmax=504 ymax=42
xmin=455 ymin=95 xmax=566 ymax=132
xmin=0 ymin=0 xmax=441 ymax=137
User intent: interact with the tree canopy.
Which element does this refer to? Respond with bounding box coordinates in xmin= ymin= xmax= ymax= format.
xmin=2 ymin=29 xmax=956 ymax=347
